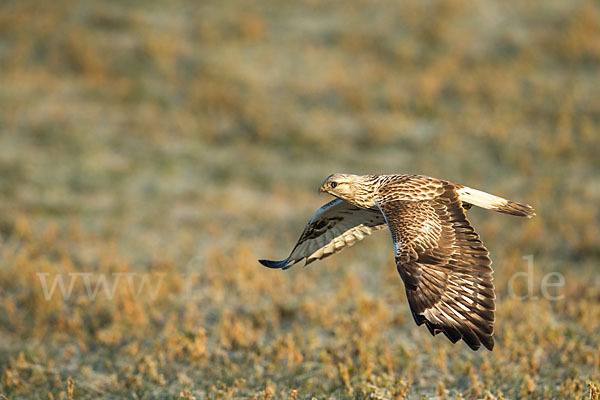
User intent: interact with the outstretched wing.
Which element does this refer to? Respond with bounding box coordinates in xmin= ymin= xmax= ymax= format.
xmin=379 ymin=184 xmax=496 ymax=351
xmin=259 ymin=199 xmax=387 ymax=270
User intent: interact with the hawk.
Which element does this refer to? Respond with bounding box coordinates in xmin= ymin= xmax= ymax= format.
xmin=259 ymin=174 xmax=535 ymax=351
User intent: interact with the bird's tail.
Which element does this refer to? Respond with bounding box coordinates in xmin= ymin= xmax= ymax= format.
xmin=456 ymin=186 xmax=535 ymax=218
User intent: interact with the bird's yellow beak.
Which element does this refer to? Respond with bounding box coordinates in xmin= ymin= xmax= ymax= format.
xmin=319 ymin=185 xmax=329 ymax=193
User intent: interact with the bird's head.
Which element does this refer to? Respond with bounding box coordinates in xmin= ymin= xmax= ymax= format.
xmin=319 ymin=174 xmax=376 ymax=207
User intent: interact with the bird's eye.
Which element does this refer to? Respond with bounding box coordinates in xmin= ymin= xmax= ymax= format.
xmin=330 ymin=182 xmax=337 ymax=188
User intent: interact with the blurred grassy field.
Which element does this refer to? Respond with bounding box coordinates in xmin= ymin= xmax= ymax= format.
xmin=1 ymin=0 xmax=600 ymax=398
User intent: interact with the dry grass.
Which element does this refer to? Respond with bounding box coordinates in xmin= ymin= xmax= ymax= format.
xmin=1 ymin=0 xmax=599 ymax=398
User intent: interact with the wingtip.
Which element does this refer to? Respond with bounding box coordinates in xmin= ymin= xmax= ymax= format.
xmin=483 ymin=337 xmax=494 ymax=351
xmin=258 ymin=258 xmax=293 ymax=269
xmin=258 ymin=259 xmax=280 ymax=268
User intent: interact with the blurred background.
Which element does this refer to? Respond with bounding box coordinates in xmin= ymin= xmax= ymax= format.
xmin=1 ymin=0 xmax=599 ymax=398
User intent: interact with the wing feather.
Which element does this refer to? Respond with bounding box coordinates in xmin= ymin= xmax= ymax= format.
xmin=378 ymin=183 xmax=496 ymax=351
xmin=259 ymin=199 xmax=386 ymax=270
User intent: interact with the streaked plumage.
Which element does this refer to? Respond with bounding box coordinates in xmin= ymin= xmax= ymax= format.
xmin=259 ymin=174 xmax=534 ymax=351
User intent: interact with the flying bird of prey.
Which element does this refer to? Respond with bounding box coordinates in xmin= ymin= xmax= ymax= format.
xmin=259 ymin=174 xmax=535 ymax=351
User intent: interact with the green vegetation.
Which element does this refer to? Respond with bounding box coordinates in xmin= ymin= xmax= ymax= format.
xmin=1 ymin=0 xmax=599 ymax=398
